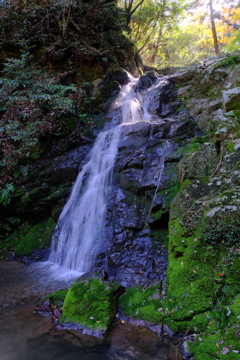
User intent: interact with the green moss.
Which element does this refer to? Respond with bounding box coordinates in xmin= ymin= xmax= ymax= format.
xmin=42 ymin=186 xmax=66 ymax=202
xmin=61 ymin=278 xmax=121 ymax=333
xmin=180 ymin=179 xmax=191 ymax=189
xmin=145 ymin=109 xmax=240 ymax=341
xmin=164 ymin=175 xmax=240 ymax=335
xmin=151 ymin=209 xmax=163 ymax=221
xmin=119 ymin=282 xmax=214 ymax=334
xmin=188 ymin=325 xmax=240 ymax=360
xmin=15 ymin=217 xmax=56 ymax=255
xmin=152 ymin=228 xmax=169 ymax=246
xmin=42 ymin=289 xmax=68 ymax=305
xmin=157 ymin=182 xmax=179 ymax=210
xmin=225 ymin=257 xmax=240 ymax=293
xmin=230 ymin=294 xmax=240 ymax=315
xmin=173 ymin=138 xmax=203 ymax=157
xmin=225 ymin=141 xmax=235 ymax=153
xmin=214 ymin=54 xmax=240 ymax=69
xmin=119 ymin=284 xmax=164 ymax=323
xmin=21 ymin=194 xmax=31 ymax=205
xmin=167 ymin=217 xmax=222 ymax=322
xmin=166 ymin=312 xmax=209 ymax=334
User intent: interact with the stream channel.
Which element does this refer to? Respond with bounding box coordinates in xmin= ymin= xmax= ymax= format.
xmin=0 ymin=260 xmax=184 ymax=360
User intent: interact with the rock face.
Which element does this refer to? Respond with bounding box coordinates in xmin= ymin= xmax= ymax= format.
xmin=37 ymin=72 xmax=201 ymax=337
xmin=118 ymin=53 xmax=240 ymax=359
xmin=90 ymin=74 xmax=201 ymax=288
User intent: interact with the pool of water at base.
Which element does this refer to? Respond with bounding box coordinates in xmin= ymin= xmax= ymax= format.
xmin=0 ymin=260 xmax=184 ymax=360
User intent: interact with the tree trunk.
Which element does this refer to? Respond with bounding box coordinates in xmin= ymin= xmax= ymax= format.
xmin=209 ymin=0 xmax=219 ymax=55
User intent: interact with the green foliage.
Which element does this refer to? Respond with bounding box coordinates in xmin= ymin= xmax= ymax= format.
xmin=0 ymin=52 xmax=79 ymax=188
xmin=174 ymin=137 xmax=204 ymax=157
xmin=202 ymin=220 xmax=240 ymax=251
xmin=119 ymin=0 xmax=186 ymax=66
xmin=230 ymin=110 xmax=240 ymax=121
xmin=0 ymin=52 xmax=76 ymax=113
xmin=0 ymin=183 xmax=15 ymax=207
xmin=226 ymin=31 xmax=240 ymax=52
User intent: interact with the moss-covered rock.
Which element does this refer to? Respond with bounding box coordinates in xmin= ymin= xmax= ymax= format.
xmin=6 ymin=217 xmax=56 ymax=256
xmin=42 ymin=289 xmax=68 ymax=306
xmin=118 ymin=57 xmax=240 ymax=346
xmin=60 ymin=277 xmax=123 ymax=337
xmin=119 ymin=284 xmax=163 ymax=324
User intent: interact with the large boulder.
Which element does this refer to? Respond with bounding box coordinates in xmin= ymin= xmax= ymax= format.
xmin=60 ymin=277 xmax=123 ymax=337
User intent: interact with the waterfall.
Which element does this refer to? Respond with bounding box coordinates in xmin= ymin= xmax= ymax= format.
xmin=48 ymin=74 xmax=167 ymax=275
xmin=49 ymin=76 xmax=142 ymax=273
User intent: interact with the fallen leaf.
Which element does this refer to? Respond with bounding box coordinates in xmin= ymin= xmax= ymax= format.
xmin=221 ymin=347 xmax=229 ymax=355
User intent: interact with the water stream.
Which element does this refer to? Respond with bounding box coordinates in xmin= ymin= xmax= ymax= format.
xmin=0 ymin=260 xmax=184 ymax=360
xmin=48 ymin=75 xmax=160 ymax=275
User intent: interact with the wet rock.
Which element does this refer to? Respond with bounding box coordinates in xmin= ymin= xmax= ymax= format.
xmin=12 ymin=249 xmax=50 ymax=264
xmin=136 ymin=74 xmax=153 ymax=90
xmin=162 ymin=324 xmax=175 ymax=337
xmin=107 ymin=68 xmax=132 ymax=85
xmin=35 ymin=299 xmax=52 ymax=314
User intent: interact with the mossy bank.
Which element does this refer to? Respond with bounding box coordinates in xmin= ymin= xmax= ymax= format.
xmin=118 ymin=53 xmax=240 ymax=359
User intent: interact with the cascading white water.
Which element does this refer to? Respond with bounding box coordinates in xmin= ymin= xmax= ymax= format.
xmin=48 ymin=74 xmax=170 ymax=275
xmin=49 ymin=76 xmax=143 ymax=274
xmin=49 ymin=128 xmax=121 ymax=273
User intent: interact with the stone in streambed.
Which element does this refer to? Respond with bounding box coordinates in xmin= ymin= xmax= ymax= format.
xmin=60 ymin=277 xmax=123 ymax=337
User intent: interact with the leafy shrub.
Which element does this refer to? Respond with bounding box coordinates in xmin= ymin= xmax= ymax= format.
xmin=202 ymin=220 xmax=240 ymax=250
xmin=0 ymin=183 xmax=15 ymax=207
xmin=0 ymin=52 xmax=78 ymax=189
